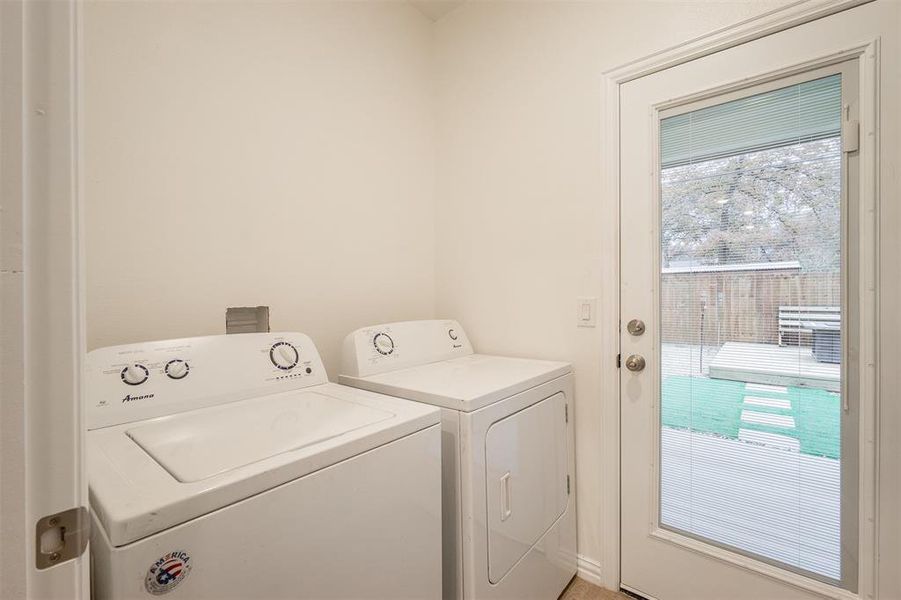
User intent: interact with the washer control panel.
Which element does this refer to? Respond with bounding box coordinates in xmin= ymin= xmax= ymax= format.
xmin=86 ymin=332 xmax=327 ymax=430
xmin=341 ymin=319 xmax=473 ymax=378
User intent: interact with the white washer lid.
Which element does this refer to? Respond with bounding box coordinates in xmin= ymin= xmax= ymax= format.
xmin=338 ymin=354 xmax=571 ymax=412
xmin=88 ymin=382 xmax=439 ymax=547
xmin=127 ymin=390 xmax=394 ymax=483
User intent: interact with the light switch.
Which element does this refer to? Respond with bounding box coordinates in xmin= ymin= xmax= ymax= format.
xmin=577 ymin=297 xmax=597 ymax=327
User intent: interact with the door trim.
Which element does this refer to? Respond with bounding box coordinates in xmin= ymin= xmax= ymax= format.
xmin=0 ymin=1 xmax=28 ymax=595
xmin=2 ymin=0 xmax=89 ymax=597
xmin=606 ymin=0 xmax=873 ymax=84
xmin=599 ymin=0 xmax=880 ymax=594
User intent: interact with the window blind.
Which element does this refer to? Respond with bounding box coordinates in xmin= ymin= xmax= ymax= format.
xmin=657 ymin=72 xmax=847 ymax=585
xmin=661 ymin=74 xmax=841 ymax=168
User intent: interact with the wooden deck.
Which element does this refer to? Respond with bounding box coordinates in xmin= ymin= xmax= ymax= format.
xmin=661 ymin=426 xmax=840 ymax=580
xmin=708 ymin=342 xmax=840 ymax=392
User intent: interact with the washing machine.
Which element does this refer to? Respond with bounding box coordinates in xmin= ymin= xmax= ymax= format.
xmin=86 ymin=332 xmax=442 ymax=599
xmin=339 ymin=320 xmax=577 ymax=600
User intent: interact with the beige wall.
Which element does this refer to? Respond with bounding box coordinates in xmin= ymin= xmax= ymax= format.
xmin=432 ymin=0 xmax=791 ymax=576
xmin=83 ymin=1 xmax=436 ymax=376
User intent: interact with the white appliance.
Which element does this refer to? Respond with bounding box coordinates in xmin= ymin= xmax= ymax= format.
xmin=86 ymin=332 xmax=442 ymax=599
xmin=340 ymin=320 xmax=577 ymax=600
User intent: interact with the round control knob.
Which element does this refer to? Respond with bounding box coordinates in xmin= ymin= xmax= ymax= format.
xmin=373 ymin=332 xmax=395 ymax=355
xmin=121 ymin=364 xmax=149 ymax=386
xmin=448 ymin=328 xmax=458 ymax=341
xmin=165 ymin=359 xmax=189 ymax=380
xmin=270 ymin=342 xmax=299 ymax=370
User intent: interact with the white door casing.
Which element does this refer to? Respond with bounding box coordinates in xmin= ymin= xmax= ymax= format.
xmin=1 ymin=0 xmax=88 ymax=598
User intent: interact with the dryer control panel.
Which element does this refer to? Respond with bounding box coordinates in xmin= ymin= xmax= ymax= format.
xmin=341 ymin=319 xmax=473 ymax=378
xmin=86 ymin=332 xmax=327 ymax=430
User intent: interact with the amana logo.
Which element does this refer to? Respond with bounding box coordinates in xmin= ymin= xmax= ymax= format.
xmin=122 ymin=393 xmax=154 ymax=403
xmin=145 ymin=550 xmax=192 ymax=595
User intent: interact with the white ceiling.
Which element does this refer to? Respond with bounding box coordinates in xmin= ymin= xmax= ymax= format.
xmin=408 ymin=0 xmax=465 ymax=22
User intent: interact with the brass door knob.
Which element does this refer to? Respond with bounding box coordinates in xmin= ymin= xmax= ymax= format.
xmin=625 ymin=354 xmax=646 ymax=372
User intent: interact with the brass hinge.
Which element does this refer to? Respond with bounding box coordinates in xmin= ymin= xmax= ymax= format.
xmin=35 ymin=507 xmax=90 ymax=569
xmin=616 ymin=353 xmax=621 ymax=368
xmin=566 ymin=475 xmax=571 ymax=495
xmin=565 ymin=404 xmax=569 ymax=423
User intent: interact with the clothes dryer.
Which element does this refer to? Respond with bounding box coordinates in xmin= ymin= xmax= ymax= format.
xmin=340 ymin=320 xmax=577 ymax=600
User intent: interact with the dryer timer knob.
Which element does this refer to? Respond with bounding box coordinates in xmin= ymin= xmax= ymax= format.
xmin=373 ymin=333 xmax=395 ymax=355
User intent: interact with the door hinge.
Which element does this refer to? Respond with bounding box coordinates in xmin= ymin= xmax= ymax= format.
xmin=616 ymin=353 xmax=621 ymax=368
xmin=35 ymin=506 xmax=90 ymax=570
xmin=566 ymin=475 xmax=571 ymax=495
xmin=565 ymin=404 xmax=569 ymax=423
xmin=843 ymin=104 xmax=859 ymax=153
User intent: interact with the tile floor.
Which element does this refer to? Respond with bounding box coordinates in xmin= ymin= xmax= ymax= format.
xmin=559 ymin=577 xmax=633 ymax=600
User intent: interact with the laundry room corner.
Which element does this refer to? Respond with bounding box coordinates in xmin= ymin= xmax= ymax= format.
xmin=81 ymin=0 xmax=440 ymax=377
xmin=431 ymin=0 xmax=795 ymax=585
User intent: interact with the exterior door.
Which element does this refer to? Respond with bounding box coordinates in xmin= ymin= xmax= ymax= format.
xmin=0 ymin=0 xmax=88 ymax=598
xmin=619 ymin=4 xmax=882 ymax=599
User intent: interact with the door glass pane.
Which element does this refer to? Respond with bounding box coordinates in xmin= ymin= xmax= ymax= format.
xmin=659 ymin=74 xmax=847 ymax=584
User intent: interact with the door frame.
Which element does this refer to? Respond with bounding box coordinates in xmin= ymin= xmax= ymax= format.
xmin=598 ymin=0 xmax=892 ymax=596
xmin=0 ymin=0 xmax=87 ymax=597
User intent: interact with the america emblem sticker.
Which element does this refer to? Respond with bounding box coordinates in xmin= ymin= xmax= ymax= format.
xmin=145 ymin=550 xmax=192 ymax=595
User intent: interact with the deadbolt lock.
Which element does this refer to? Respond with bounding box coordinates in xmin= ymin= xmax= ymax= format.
xmin=627 ymin=319 xmax=646 ymax=336
xmin=625 ymin=354 xmax=646 ymax=372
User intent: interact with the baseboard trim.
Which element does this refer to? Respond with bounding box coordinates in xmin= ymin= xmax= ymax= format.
xmin=577 ymin=554 xmax=603 ymax=586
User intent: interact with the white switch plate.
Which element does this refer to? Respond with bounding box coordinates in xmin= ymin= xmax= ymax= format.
xmin=576 ymin=297 xmax=597 ymax=327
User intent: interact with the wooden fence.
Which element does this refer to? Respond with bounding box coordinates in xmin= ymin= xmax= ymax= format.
xmin=660 ymin=269 xmax=840 ymax=346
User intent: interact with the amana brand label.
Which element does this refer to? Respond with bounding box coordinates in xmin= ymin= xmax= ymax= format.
xmin=144 ymin=550 xmax=192 ymax=595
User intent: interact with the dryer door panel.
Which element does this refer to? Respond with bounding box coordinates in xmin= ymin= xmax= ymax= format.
xmin=485 ymin=392 xmax=568 ymax=584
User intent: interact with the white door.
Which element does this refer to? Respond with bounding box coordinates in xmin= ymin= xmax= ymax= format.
xmin=0 ymin=0 xmax=88 ymax=598
xmin=619 ymin=3 xmax=886 ymax=599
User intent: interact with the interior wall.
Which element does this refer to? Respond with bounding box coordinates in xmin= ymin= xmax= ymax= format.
xmin=432 ymin=0 xmax=792 ymax=578
xmin=85 ymin=0 xmax=896 ymax=589
xmin=83 ymin=1 xmax=436 ymax=376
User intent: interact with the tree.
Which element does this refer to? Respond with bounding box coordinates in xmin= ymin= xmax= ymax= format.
xmin=661 ymin=137 xmax=841 ymax=273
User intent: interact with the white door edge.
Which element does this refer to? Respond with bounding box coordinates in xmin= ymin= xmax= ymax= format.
xmin=1 ymin=0 xmax=88 ymax=598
